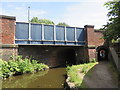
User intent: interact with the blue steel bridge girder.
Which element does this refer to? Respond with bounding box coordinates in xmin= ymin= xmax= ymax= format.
xmin=15 ymin=22 xmax=86 ymax=46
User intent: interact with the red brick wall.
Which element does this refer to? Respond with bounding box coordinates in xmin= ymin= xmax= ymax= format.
xmin=88 ymin=49 xmax=96 ymax=59
xmin=94 ymin=30 xmax=104 ymax=46
xmin=0 ymin=15 xmax=16 ymax=44
xmin=85 ymin=25 xmax=95 ymax=45
xmin=0 ymin=15 xmax=17 ymax=61
xmin=85 ymin=25 xmax=104 ymax=59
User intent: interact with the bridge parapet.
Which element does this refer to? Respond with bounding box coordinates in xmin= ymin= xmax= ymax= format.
xmin=15 ymin=22 xmax=85 ymax=46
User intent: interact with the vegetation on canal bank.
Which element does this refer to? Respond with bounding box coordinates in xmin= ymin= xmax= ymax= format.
xmin=66 ymin=61 xmax=98 ymax=88
xmin=0 ymin=56 xmax=49 ymax=79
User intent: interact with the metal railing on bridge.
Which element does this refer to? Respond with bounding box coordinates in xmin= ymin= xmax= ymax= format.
xmin=15 ymin=22 xmax=85 ymax=46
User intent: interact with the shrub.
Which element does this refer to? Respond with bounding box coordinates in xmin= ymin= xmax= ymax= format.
xmin=8 ymin=60 xmax=20 ymax=73
xmin=0 ymin=56 xmax=49 ymax=79
xmin=1 ymin=60 xmax=11 ymax=78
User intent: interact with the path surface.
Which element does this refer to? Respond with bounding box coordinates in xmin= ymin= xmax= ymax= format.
xmin=83 ymin=61 xmax=119 ymax=88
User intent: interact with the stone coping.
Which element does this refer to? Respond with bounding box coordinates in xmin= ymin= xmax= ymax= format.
xmin=84 ymin=25 xmax=94 ymax=28
xmin=0 ymin=15 xmax=16 ymax=20
xmin=1 ymin=44 xmax=18 ymax=48
xmin=87 ymin=45 xmax=96 ymax=49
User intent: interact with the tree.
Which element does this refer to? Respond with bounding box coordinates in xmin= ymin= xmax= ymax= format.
xmin=102 ymin=0 xmax=120 ymax=40
xmin=39 ymin=19 xmax=54 ymax=25
xmin=30 ymin=17 xmax=54 ymax=25
xmin=30 ymin=17 xmax=40 ymax=23
xmin=57 ymin=22 xmax=69 ymax=26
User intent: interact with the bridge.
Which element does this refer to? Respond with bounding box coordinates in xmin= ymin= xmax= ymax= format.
xmin=15 ymin=22 xmax=85 ymax=46
xmin=15 ymin=22 xmax=87 ymax=67
xmin=0 ymin=15 xmax=104 ymax=67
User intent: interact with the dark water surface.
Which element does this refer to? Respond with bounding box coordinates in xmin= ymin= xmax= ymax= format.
xmin=2 ymin=68 xmax=66 ymax=88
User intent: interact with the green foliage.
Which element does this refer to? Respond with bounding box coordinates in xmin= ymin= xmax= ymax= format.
xmin=0 ymin=59 xmax=11 ymax=78
xmin=31 ymin=17 xmax=54 ymax=25
xmin=30 ymin=17 xmax=40 ymax=23
xmin=90 ymin=58 xmax=96 ymax=63
xmin=8 ymin=60 xmax=20 ymax=73
xmin=0 ymin=56 xmax=49 ymax=79
xmin=57 ymin=22 xmax=69 ymax=26
xmin=0 ymin=60 xmax=3 ymax=78
xmin=112 ymin=39 xmax=120 ymax=43
xmin=30 ymin=17 xmax=70 ymax=26
xmin=102 ymin=0 xmax=120 ymax=40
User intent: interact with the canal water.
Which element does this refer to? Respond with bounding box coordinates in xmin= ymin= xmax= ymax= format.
xmin=2 ymin=67 xmax=66 ymax=88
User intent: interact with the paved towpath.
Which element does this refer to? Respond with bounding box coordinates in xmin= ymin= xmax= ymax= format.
xmin=83 ymin=61 xmax=119 ymax=88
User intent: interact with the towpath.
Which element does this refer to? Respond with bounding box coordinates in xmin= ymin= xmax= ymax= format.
xmin=82 ymin=61 xmax=119 ymax=88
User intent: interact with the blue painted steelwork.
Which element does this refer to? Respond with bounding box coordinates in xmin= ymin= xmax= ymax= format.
xmin=15 ymin=22 xmax=29 ymax=39
xmin=31 ymin=23 xmax=42 ymax=40
xmin=15 ymin=22 xmax=85 ymax=45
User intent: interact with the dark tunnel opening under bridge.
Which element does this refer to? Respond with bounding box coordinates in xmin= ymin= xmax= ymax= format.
xmin=57 ymin=48 xmax=76 ymax=67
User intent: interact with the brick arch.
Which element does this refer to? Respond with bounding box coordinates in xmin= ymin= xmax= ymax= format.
xmin=96 ymin=46 xmax=108 ymax=61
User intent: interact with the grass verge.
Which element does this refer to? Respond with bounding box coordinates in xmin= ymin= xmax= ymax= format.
xmin=66 ymin=62 xmax=98 ymax=88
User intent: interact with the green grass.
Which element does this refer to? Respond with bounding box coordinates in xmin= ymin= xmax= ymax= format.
xmin=67 ymin=65 xmax=82 ymax=86
xmin=66 ymin=62 xmax=98 ymax=88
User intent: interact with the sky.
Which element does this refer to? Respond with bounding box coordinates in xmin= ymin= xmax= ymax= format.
xmin=0 ymin=0 xmax=111 ymax=29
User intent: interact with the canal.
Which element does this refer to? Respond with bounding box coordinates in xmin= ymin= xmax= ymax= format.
xmin=2 ymin=68 xmax=66 ymax=88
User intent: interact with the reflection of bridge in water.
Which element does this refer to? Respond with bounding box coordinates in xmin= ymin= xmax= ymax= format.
xmin=15 ymin=22 xmax=85 ymax=46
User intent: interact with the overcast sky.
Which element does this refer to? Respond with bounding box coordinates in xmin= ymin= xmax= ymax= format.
xmin=0 ymin=0 xmax=111 ymax=29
